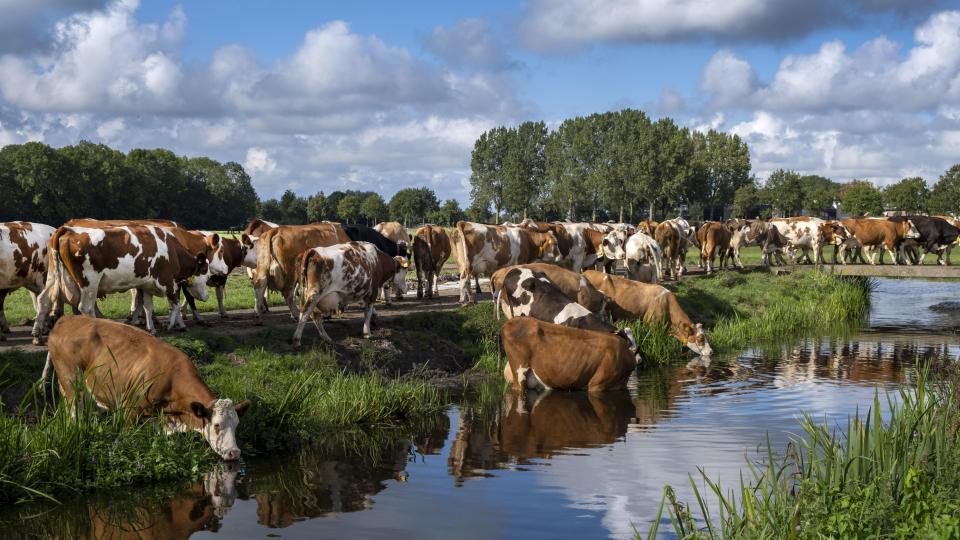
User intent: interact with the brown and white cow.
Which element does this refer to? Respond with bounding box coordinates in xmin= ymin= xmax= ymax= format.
xmin=292 ymin=241 xmax=408 ymax=346
xmin=42 ymin=315 xmax=250 ymax=460
xmin=31 ymin=225 xmax=212 ymax=342
xmin=583 ymin=270 xmax=712 ymax=356
xmin=492 ymin=267 xmax=638 ymax=361
xmin=412 ymin=224 xmax=452 ymax=299
xmin=0 ymin=221 xmax=56 ymax=340
xmin=374 ymin=221 xmax=412 ymax=300
xmin=841 ymin=218 xmax=920 ymax=265
xmin=501 ymin=318 xmax=641 ymax=392
xmin=490 ymin=262 xmax=607 ymax=315
xmin=182 ymin=233 xmax=254 ymax=321
xmin=725 ymin=219 xmax=769 ymax=268
xmin=654 ymin=218 xmax=692 ymax=280
xmin=550 ymin=221 xmax=605 ymax=273
xmin=624 ymin=232 xmax=662 ymax=283
xmin=252 ymin=222 xmax=350 ymax=323
xmin=697 ymin=221 xmax=732 ymax=274
xmin=452 ymin=221 xmax=561 ymax=304
xmin=768 ymin=217 xmax=828 ymax=264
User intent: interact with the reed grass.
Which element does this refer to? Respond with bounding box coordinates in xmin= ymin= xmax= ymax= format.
xmin=646 ymin=366 xmax=960 ymax=539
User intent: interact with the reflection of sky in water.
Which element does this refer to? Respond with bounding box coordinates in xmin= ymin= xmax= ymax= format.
xmin=8 ymin=279 xmax=957 ymax=540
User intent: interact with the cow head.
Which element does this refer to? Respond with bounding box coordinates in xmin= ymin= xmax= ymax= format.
xmin=204 ymin=461 xmax=241 ymax=518
xmin=535 ymin=231 xmax=562 ymax=262
xmin=903 ymin=219 xmax=921 ymax=239
xmin=393 ymin=256 xmax=410 ymax=270
xmin=616 ymin=327 xmax=642 ymax=364
xmin=184 ymin=253 xmax=211 ymax=301
xmin=821 ymin=222 xmax=848 ymax=245
xmin=240 ymin=234 xmax=258 ymax=268
xmin=396 ymin=240 xmax=410 ymax=258
xmin=191 ymin=398 xmax=251 ymax=461
xmin=203 ymin=233 xmax=230 ymax=276
xmin=601 ymin=230 xmax=627 ymax=260
xmin=681 ymin=322 xmax=712 ymax=357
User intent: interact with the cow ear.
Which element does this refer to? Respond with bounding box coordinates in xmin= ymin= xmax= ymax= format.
xmin=234 ymin=399 xmax=251 ymax=417
xmin=240 ymin=233 xmax=251 ymax=246
xmin=209 ymin=233 xmax=221 ymax=247
xmin=190 ymin=401 xmax=211 ymax=420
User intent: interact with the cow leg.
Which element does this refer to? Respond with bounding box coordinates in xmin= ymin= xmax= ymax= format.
xmin=135 ymin=294 xmax=156 ymax=334
xmin=362 ymin=302 xmax=375 ymax=338
xmin=416 ymin=265 xmax=424 ymax=299
xmin=79 ymin=284 xmax=99 ymax=318
xmin=0 ymin=289 xmax=8 ymax=339
xmin=293 ymin=292 xmax=327 ymax=347
xmin=459 ymin=271 xmax=472 ymax=304
xmin=253 ymin=282 xmax=268 ymax=324
xmin=168 ymin=294 xmax=189 ymax=331
xmin=474 ymin=275 xmax=481 ymax=295
xmin=887 ymin=245 xmax=899 ymax=265
xmin=216 ymin=285 xmax=228 ymax=318
xmin=284 ymin=288 xmax=298 ymax=321
xmin=181 ymin=287 xmax=203 ymax=322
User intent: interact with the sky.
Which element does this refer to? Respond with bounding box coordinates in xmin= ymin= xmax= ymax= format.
xmin=0 ymin=0 xmax=958 ymax=203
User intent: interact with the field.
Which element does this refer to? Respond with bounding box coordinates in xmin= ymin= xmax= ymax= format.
xmin=0 ymin=244 xmax=875 ymax=505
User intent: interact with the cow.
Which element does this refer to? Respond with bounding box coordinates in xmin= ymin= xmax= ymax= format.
xmin=768 ymin=217 xmax=827 ymax=264
xmin=841 ymin=218 xmax=920 ymax=265
xmin=518 ymin=219 xmax=576 ymax=268
xmin=583 ymin=270 xmax=712 ymax=357
xmin=697 ymin=222 xmax=731 ymax=274
xmin=241 ymin=219 xmax=277 ymax=298
xmin=41 ymin=315 xmax=250 ymax=460
xmin=550 ymin=222 xmax=605 ymax=273
xmin=761 ymin=225 xmax=789 ymax=266
xmin=182 ymin=233 xmax=253 ymax=321
xmin=886 ymin=216 xmax=959 ymax=265
xmin=726 ymin=219 xmax=769 ymax=269
xmin=243 ymin=218 xmax=279 ymax=238
xmin=654 ymin=219 xmax=691 ymax=280
xmin=624 ymin=232 xmax=662 ymax=283
xmin=451 ymin=221 xmax=562 ymax=304
xmin=293 ymin=242 xmax=409 ymax=347
xmin=411 ymin=224 xmax=452 ymax=299
xmin=581 ymin=228 xmax=612 ymax=273
xmin=342 ymin=224 xmax=409 ymax=305
xmin=636 ymin=220 xmax=658 ymax=236
xmin=30 ymin=225 xmax=212 ymax=343
xmin=292 ymin=241 xmax=409 ymax=347
xmin=501 ymin=317 xmax=641 ymax=392
xmin=374 ymin=221 xmax=412 ymax=299
xmin=252 ymin=222 xmax=350 ymax=324
xmin=489 ymin=263 xmax=608 ymax=319
xmin=0 ymin=221 xmax=55 ymax=341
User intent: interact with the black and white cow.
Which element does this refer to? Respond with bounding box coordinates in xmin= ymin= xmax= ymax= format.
xmin=495 ymin=267 xmax=637 ymax=350
xmin=342 ymin=224 xmax=410 ymax=304
xmin=886 ymin=216 xmax=959 ymax=265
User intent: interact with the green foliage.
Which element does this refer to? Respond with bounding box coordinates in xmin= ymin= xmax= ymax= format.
xmin=388 ymin=187 xmax=440 ymax=226
xmin=336 ymin=194 xmax=363 ymax=223
xmin=840 ymin=179 xmax=884 ymax=216
xmin=883 ymin=176 xmax=929 ymax=213
xmin=470 ymin=126 xmax=511 ymax=222
xmin=305 ymin=191 xmax=329 ymax=222
xmin=650 ymin=368 xmax=960 ymax=539
xmin=502 ymin=121 xmax=548 ymax=220
xmin=928 ymin=164 xmax=960 ymax=216
xmin=430 ymin=199 xmax=466 ymax=225
xmin=762 ymin=169 xmax=805 ymax=216
xmin=732 ymin=181 xmax=761 ymax=218
xmin=360 ymin=193 xmax=388 ymax=225
xmin=799 ymin=174 xmax=839 ymax=215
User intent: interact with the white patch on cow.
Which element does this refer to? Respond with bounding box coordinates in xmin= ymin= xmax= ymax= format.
xmin=198 ymin=399 xmax=243 ymax=461
xmin=553 ymin=301 xmax=592 ymax=325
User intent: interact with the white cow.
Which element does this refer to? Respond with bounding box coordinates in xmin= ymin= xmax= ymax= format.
xmin=624 ymin=232 xmax=662 ymax=283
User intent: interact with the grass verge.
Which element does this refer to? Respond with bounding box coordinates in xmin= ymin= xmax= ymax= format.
xmin=646 ymin=365 xmax=960 ymax=539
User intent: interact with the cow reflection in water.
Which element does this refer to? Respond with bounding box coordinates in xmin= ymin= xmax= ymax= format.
xmin=252 ymin=440 xmax=416 ymax=528
xmin=449 ymin=390 xmax=635 ymax=484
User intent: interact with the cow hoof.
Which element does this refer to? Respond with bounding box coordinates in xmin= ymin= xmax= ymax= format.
xmin=32 ymin=337 xmax=43 ymax=346
xmin=291 ymin=340 xmax=302 ymax=349
xmin=219 ymin=313 xmax=229 ymax=319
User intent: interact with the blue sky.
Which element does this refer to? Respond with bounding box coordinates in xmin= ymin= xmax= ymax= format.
xmin=0 ymin=0 xmax=958 ymax=202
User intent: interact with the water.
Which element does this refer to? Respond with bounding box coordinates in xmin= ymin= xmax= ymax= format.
xmin=4 ymin=278 xmax=959 ymax=539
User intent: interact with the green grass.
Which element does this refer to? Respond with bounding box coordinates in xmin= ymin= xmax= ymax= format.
xmin=625 ymin=271 xmax=872 ymax=364
xmin=647 ymin=365 xmax=960 ymax=539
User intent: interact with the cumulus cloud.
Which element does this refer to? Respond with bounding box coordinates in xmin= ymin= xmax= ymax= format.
xmin=423 ymin=18 xmax=518 ymax=71
xmin=0 ymin=1 xmax=523 ymax=200
xmin=0 ymin=0 xmax=112 ymax=53
xmin=520 ymin=0 xmax=945 ymax=51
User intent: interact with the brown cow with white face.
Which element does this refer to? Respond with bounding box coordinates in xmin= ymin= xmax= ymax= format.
xmin=0 ymin=221 xmax=55 ymax=341
xmin=452 ymin=221 xmax=562 ymax=304
xmin=841 ymin=218 xmax=920 ymax=265
xmin=42 ymin=316 xmax=250 ymax=460
xmin=501 ymin=317 xmax=641 ymax=392
xmin=31 ymin=225 xmax=212 ymax=342
xmin=412 ymin=224 xmax=452 ymax=299
xmin=292 ymin=241 xmax=408 ymax=346
xmin=583 ymin=270 xmax=712 ymax=357
xmin=252 ymin=222 xmax=350 ymax=323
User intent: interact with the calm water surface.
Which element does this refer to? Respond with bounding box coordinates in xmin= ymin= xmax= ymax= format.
xmin=4 ymin=278 xmax=959 ymax=539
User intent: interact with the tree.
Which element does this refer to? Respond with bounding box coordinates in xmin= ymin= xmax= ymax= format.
xmin=732 ymin=182 xmax=761 ymax=218
xmin=799 ymin=174 xmax=838 ymax=216
xmin=648 ymin=119 xmax=695 ymax=219
xmin=604 ymin=109 xmax=653 ymax=222
xmin=278 ymin=190 xmax=307 ymax=224
xmin=839 ymin=180 xmax=883 ymax=216
xmin=337 ymin=194 xmax=363 ymax=223
xmin=260 ymin=199 xmax=284 ymax=223
xmin=762 ymin=169 xmax=804 ymax=216
xmin=465 ymin=200 xmax=492 ymax=223
xmin=928 ymin=165 xmax=960 ymax=216
xmin=0 ymin=142 xmax=71 ymax=223
xmin=469 ymin=127 xmax=510 ymax=223
xmin=692 ymin=130 xmax=752 ymax=219
xmin=306 ymin=192 xmax=329 ymax=222
xmin=430 ymin=199 xmax=466 ymax=225
xmin=389 ymin=187 xmax=438 ymax=226
xmin=883 ymin=176 xmax=929 ymax=213
xmin=502 ymin=121 xmax=547 ymax=219
xmin=360 ymin=193 xmax=388 ymax=225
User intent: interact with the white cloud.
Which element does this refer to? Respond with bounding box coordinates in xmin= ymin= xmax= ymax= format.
xmin=423 ymin=18 xmax=517 ymax=71
xmin=0 ymin=2 xmax=523 ymax=200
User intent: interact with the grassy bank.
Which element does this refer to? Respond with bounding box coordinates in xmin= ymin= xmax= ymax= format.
xmin=626 ymin=271 xmax=872 ymax=364
xmin=0 ymin=327 xmax=445 ymax=504
xmin=648 ymin=366 xmax=960 ymax=539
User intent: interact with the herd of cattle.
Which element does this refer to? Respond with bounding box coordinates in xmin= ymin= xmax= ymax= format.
xmin=0 ymin=212 xmax=953 ymax=460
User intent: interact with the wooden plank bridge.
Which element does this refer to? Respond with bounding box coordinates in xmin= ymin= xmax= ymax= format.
xmin=769 ymin=263 xmax=960 ymax=279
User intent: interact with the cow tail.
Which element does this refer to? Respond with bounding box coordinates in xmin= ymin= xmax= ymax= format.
xmin=295 ymin=249 xmax=313 ymax=307
xmin=49 ymin=227 xmax=76 ymax=309
xmin=494 ymin=288 xmax=502 ymax=321
xmin=453 ymin=221 xmax=471 ymax=280
xmin=40 ymin=351 xmax=53 ymax=383
xmin=267 ymin=233 xmax=284 ymax=290
xmin=424 ymin=228 xmax=436 ymax=273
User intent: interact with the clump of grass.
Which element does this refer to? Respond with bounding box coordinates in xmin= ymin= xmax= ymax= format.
xmin=648 ymin=365 xmax=960 ymax=539
xmin=394 ymin=302 xmax=503 ymax=372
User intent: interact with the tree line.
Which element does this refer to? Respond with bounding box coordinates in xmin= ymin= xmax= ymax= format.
xmin=733 ymin=165 xmax=960 ymax=218
xmin=468 ymin=109 xmax=753 ymax=223
xmin=258 ymin=187 xmax=468 ymax=227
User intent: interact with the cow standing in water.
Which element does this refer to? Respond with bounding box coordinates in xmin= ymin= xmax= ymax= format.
xmin=413 ymin=224 xmax=452 ymax=299
xmin=292 ymin=241 xmax=408 ymax=347
xmin=0 ymin=221 xmax=55 ymax=341
xmin=42 ymin=316 xmax=250 ymax=460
